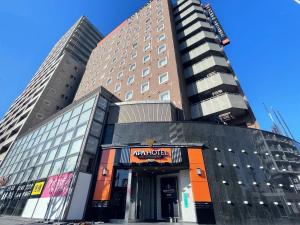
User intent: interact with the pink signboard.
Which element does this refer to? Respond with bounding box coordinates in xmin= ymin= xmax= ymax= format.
xmin=41 ymin=172 xmax=73 ymax=198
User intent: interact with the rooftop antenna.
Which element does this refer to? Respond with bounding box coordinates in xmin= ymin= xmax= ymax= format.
xmin=263 ymin=103 xmax=281 ymax=135
xmin=271 ymin=107 xmax=290 ymax=138
xmin=277 ymin=110 xmax=295 ymax=140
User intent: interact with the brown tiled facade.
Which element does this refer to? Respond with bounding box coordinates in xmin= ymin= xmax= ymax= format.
xmin=75 ymin=0 xmax=258 ymax=127
xmin=74 ymin=0 xmax=188 ymax=117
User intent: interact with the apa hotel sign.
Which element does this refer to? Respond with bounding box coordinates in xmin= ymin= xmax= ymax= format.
xmin=130 ymin=147 xmax=172 ymax=163
xmin=204 ymin=4 xmax=230 ymax=46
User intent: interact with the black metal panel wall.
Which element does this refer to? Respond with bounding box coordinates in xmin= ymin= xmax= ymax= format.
xmin=102 ymin=122 xmax=300 ymax=225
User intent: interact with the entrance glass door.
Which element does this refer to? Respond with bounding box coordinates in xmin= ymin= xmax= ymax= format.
xmin=160 ymin=177 xmax=179 ymax=219
xmin=130 ymin=172 xmax=157 ymax=222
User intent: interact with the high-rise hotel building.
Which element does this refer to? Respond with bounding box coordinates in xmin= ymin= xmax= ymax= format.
xmin=0 ymin=16 xmax=102 ymax=161
xmin=0 ymin=1 xmax=299 ymax=225
xmin=75 ymin=0 xmax=257 ymax=128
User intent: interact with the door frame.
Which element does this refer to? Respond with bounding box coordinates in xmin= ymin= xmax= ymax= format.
xmin=156 ymin=173 xmax=182 ymax=221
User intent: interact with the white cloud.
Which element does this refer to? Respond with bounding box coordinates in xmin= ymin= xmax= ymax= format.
xmin=295 ymin=0 xmax=300 ymax=4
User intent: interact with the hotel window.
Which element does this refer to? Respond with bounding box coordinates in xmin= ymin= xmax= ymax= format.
xmin=120 ymin=59 xmax=125 ymax=66
xmin=143 ymin=54 xmax=151 ymax=63
xmin=157 ymin=24 xmax=164 ymax=32
xmin=157 ymin=33 xmax=166 ymax=42
xmin=157 ymin=10 xmax=163 ymax=16
xmin=127 ymin=75 xmax=135 ymax=85
xmin=159 ymin=72 xmax=169 ymax=84
xmin=114 ymin=83 xmax=121 ymax=92
xmin=158 ymin=57 xmax=168 ymax=68
xmin=159 ymin=90 xmax=170 ymax=101
xmin=145 ymin=25 xmax=151 ymax=32
xmin=125 ymin=91 xmax=133 ymax=101
xmin=142 ymin=67 xmax=150 ymax=77
xmin=132 ymin=42 xmax=138 ymax=49
xmin=157 ymin=17 xmax=164 ymax=24
xmin=117 ymin=71 xmax=124 ymax=80
xmin=144 ymin=34 xmax=151 ymax=41
xmin=158 ymin=44 xmax=166 ymax=54
xmin=129 ymin=63 xmax=136 ymax=71
xmin=144 ymin=43 xmax=151 ymax=51
xmin=131 ymin=51 xmax=137 ymax=60
xmin=106 ymin=78 xmax=112 ymax=85
xmin=141 ymin=82 xmax=150 ymax=93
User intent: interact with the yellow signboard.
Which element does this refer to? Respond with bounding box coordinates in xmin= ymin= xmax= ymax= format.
xmin=31 ymin=181 xmax=45 ymax=196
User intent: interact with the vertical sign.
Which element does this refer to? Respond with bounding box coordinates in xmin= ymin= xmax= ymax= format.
xmin=204 ymin=4 xmax=230 ymax=46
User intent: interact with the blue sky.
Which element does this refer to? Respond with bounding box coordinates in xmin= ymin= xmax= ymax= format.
xmin=0 ymin=0 xmax=299 ymax=140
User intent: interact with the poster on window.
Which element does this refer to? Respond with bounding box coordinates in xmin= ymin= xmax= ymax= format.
xmin=41 ymin=172 xmax=73 ymax=198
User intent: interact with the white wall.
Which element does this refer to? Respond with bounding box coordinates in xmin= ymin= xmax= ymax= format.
xmin=66 ymin=172 xmax=92 ymax=220
xmin=179 ymin=170 xmax=197 ymax=222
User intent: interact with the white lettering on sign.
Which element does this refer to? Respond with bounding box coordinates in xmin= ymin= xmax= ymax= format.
xmin=133 ymin=149 xmax=169 ymax=159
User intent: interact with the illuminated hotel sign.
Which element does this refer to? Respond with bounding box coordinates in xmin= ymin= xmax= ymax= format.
xmin=130 ymin=148 xmax=172 ymax=163
xmin=204 ymin=4 xmax=230 ymax=46
xmin=133 ymin=149 xmax=169 ymax=159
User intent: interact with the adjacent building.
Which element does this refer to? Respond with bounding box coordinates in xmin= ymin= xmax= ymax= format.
xmin=0 ymin=16 xmax=102 ymax=162
xmin=0 ymin=1 xmax=299 ymax=225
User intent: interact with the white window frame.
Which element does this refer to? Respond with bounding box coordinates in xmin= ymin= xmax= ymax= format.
xmin=141 ymin=82 xmax=150 ymax=93
xmin=143 ymin=55 xmax=151 ymax=63
xmin=158 ymin=57 xmax=168 ymax=68
xmin=158 ymin=44 xmax=167 ymax=54
xmin=142 ymin=67 xmax=150 ymax=77
xmin=127 ymin=75 xmax=135 ymax=85
xmin=159 ymin=90 xmax=170 ymax=101
xmin=159 ymin=72 xmax=169 ymax=84
xmin=144 ymin=43 xmax=151 ymax=52
xmin=114 ymin=83 xmax=121 ymax=93
xmin=117 ymin=71 xmax=124 ymax=80
xmin=157 ymin=33 xmax=166 ymax=42
xmin=129 ymin=63 xmax=136 ymax=71
xmin=125 ymin=91 xmax=133 ymax=101
xmin=106 ymin=78 xmax=112 ymax=85
xmin=157 ymin=24 xmax=164 ymax=32
xmin=131 ymin=51 xmax=137 ymax=60
xmin=144 ymin=34 xmax=151 ymax=41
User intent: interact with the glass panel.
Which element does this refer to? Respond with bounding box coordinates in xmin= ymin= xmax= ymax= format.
xmin=53 ymin=116 xmax=63 ymax=128
xmin=75 ymin=124 xmax=88 ymax=138
xmin=78 ymin=109 xmax=92 ymax=125
xmin=36 ymin=144 xmax=43 ymax=154
xmin=94 ymin=109 xmax=105 ymax=122
xmin=46 ymin=148 xmax=58 ymax=162
xmin=71 ymin=104 xmax=83 ymax=118
xmin=30 ymin=166 xmax=42 ymax=180
xmin=36 ymin=152 xmax=47 ymax=165
xmin=15 ymin=171 xmax=24 ymax=184
xmin=48 ymin=126 xmax=58 ymax=139
xmin=40 ymin=131 xmax=50 ymax=143
xmin=82 ymin=97 xmax=95 ymax=111
xmin=53 ymin=135 xmax=63 ymax=147
xmin=49 ymin=160 xmax=64 ymax=176
xmin=62 ymin=155 xmax=78 ymax=173
xmin=98 ymin=97 xmax=108 ymax=110
xmin=63 ymin=130 xmax=74 ymax=143
xmin=56 ymin=143 xmax=70 ymax=159
xmin=45 ymin=121 xmax=54 ymax=132
xmin=39 ymin=163 xmax=52 ymax=179
xmin=57 ymin=122 xmax=68 ymax=135
xmin=66 ymin=116 xmax=79 ymax=130
xmin=29 ymin=156 xmax=39 ymax=167
xmin=22 ymin=168 xmax=33 ymax=182
xmin=62 ymin=111 xmax=72 ymax=123
xmin=44 ymin=140 xmax=52 ymax=151
xmin=68 ymin=138 xmax=83 ymax=155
